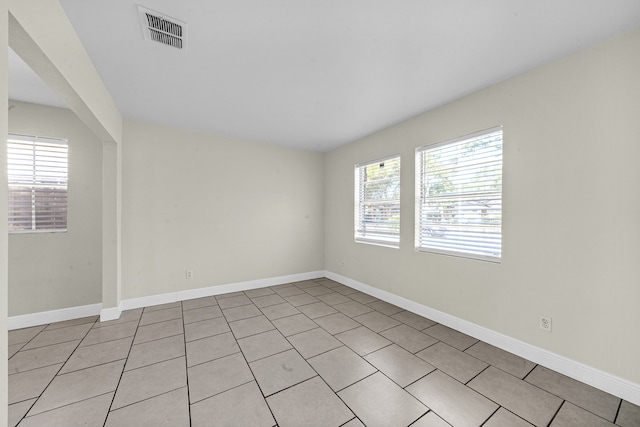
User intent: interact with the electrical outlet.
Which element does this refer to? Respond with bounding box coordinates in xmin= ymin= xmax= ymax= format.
xmin=540 ymin=316 xmax=552 ymax=332
xmin=186 ymin=270 xmax=193 ymax=279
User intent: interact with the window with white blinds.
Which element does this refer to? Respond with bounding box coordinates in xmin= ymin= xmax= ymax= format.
xmin=354 ymin=155 xmax=400 ymax=247
xmin=7 ymin=134 xmax=68 ymax=233
xmin=415 ymin=127 xmax=502 ymax=261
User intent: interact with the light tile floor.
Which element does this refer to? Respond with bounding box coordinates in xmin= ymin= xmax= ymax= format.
xmin=7 ymin=277 xmax=640 ymax=426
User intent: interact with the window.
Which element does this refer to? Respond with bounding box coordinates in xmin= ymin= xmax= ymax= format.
xmin=416 ymin=127 xmax=502 ymax=261
xmin=7 ymin=134 xmax=68 ymax=233
xmin=354 ymin=155 xmax=401 ymax=247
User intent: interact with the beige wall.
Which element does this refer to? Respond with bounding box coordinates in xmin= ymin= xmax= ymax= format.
xmin=8 ymin=101 xmax=103 ymax=316
xmin=324 ymin=29 xmax=640 ymax=384
xmin=121 ymin=119 xmax=325 ymax=299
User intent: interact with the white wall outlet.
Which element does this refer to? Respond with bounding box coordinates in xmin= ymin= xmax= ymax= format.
xmin=540 ymin=316 xmax=552 ymax=332
xmin=186 ymin=270 xmax=193 ymax=279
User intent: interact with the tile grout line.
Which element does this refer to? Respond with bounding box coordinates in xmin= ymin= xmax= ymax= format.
xmin=101 ymin=310 xmax=143 ymax=427
xmin=179 ymin=300 xmax=193 ymax=427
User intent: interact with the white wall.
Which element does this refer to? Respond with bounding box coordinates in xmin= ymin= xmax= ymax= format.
xmin=8 ymin=101 xmax=103 ymax=316
xmin=324 ymin=29 xmax=640 ymax=384
xmin=121 ymin=119 xmax=325 ymax=299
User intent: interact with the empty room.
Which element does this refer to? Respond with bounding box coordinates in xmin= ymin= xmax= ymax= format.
xmin=2 ymin=0 xmax=640 ymax=426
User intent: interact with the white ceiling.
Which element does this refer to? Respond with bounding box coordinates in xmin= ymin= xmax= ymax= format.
xmin=9 ymin=1 xmax=640 ymax=151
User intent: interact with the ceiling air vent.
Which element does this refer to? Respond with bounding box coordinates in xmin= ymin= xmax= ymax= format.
xmin=138 ymin=6 xmax=186 ymax=50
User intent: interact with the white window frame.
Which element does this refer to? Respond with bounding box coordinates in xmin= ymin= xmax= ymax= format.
xmin=7 ymin=134 xmax=69 ymax=233
xmin=354 ymin=154 xmax=401 ymax=248
xmin=415 ymin=127 xmax=503 ymax=262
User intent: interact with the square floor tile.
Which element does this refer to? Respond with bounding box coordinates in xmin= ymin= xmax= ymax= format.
xmin=125 ymin=334 xmax=185 ymax=371
xmin=417 ymin=342 xmax=488 ymax=384
xmin=132 ymin=318 xmax=183 ymax=345
xmin=222 ymin=304 xmax=262 ymax=322
xmin=182 ymin=296 xmax=217 ymax=311
xmin=217 ymin=294 xmax=252 ymax=309
xmin=9 ymin=364 xmax=62 ymax=404
xmin=61 ymin=336 xmax=133 ymax=374
xmin=106 ymin=387 xmax=190 ymax=427
xmin=272 ymin=313 xmax=318 ymax=337
xmin=525 ymin=365 xmax=620 ymax=422
xmin=251 ymin=293 xmax=286 ymax=307
xmin=9 ymin=341 xmax=79 ymax=374
xmin=191 ymin=381 xmax=275 ymax=427
xmin=144 ymin=302 xmax=181 ymax=312
xmin=308 ymin=346 xmax=377 ymax=392
xmin=424 ymin=324 xmax=478 ymax=350
xmin=182 ymin=305 xmax=223 ymax=324
xmin=288 ymin=327 xmax=342 ymax=359
xmin=284 ymin=293 xmax=320 ymax=307
xmin=267 ymin=377 xmax=354 ymax=427
xmin=229 ymin=315 xmax=275 ymax=338
xmin=215 ymin=291 xmax=246 ymax=300
xmin=138 ymin=307 xmax=182 ymax=326
xmin=8 ymin=325 xmax=46 ymax=346
xmin=30 ymin=360 xmax=125 ymax=415
xmin=20 ymin=392 xmax=113 ymax=427
xmin=112 ymin=357 xmax=186 ymax=410
xmin=331 ymin=285 xmax=360 ymax=296
xmin=484 ymin=408 xmax=534 ymax=427
xmin=348 ymin=292 xmax=379 ymax=305
xmin=353 ymin=310 xmax=401 ymax=332
xmin=188 ymin=353 xmax=253 ymax=403
xmin=81 ymin=321 xmax=138 ymax=346
xmin=237 ymin=329 xmax=292 ymax=362
xmin=297 ymin=301 xmax=338 ymax=319
xmin=8 ymin=398 xmax=36 ymax=427
xmin=339 ymin=372 xmax=427 ymax=427
xmin=391 ymin=311 xmax=437 ymax=330
xmin=304 ymin=285 xmax=334 ymax=296
xmin=244 ymin=287 xmax=275 ymax=298
xmin=617 ymin=401 xmax=640 ymax=427
xmin=273 ymin=285 xmax=306 ymax=297
xmin=380 ymin=324 xmax=438 ymax=353
xmin=468 ymin=366 xmax=562 ymax=427
xmin=411 ymin=412 xmax=451 ymax=427
xmin=407 ymin=370 xmax=498 ymax=427
xmin=314 ymin=312 xmax=361 ymax=335
xmin=316 ymin=292 xmax=352 ymax=306
xmin=334 ymin=301 xmax=374 ymax=317
xmin=22 ymin=323 xmax=92 ymax=350
xmin=184 ymin=317 xmax=230 ymax=342
xmin=550 ymin=402 xmax=616 ymax=427
xmin=335 ymin=326 xmax=392 ymax=356
xmin=367 ymin=300 xmax=404 ymax=316
xmin=45 ymin=316 xmax=98 ymax=331
xmin=365 ymin=344 xmax=435 ymax=387
xmin=261 ymin=302 xmax=301 ymax=320
xmin=186 ymin=332 xmax=239 ymax=367
xmin=465 ymin=341 xmax=536 ymax=379
xmin=249 ymin=349 xmax=316 ymax=396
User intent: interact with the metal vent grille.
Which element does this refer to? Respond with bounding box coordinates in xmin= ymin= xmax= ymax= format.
xmin=138 ymin=6 xmax=186 ymax=50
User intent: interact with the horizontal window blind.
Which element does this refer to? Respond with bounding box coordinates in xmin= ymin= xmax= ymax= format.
xmin=7 ymin=134 xmax=68 ymax=233
xmin=354 ymin=155 xmax=400 ymax=247
xmin=416 ymin=127 xmax=502 ymax=261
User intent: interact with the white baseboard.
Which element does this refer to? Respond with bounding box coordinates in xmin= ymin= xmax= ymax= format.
xmin=324 ymin=270 xmax=640 ymax=406
xmin=121 ymin=271 xmax=325 ymax=311
xmin=8 ymin=303 xmax=102 ymax=330
xmin=100 ymin=303 xmax=123 ymax=322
